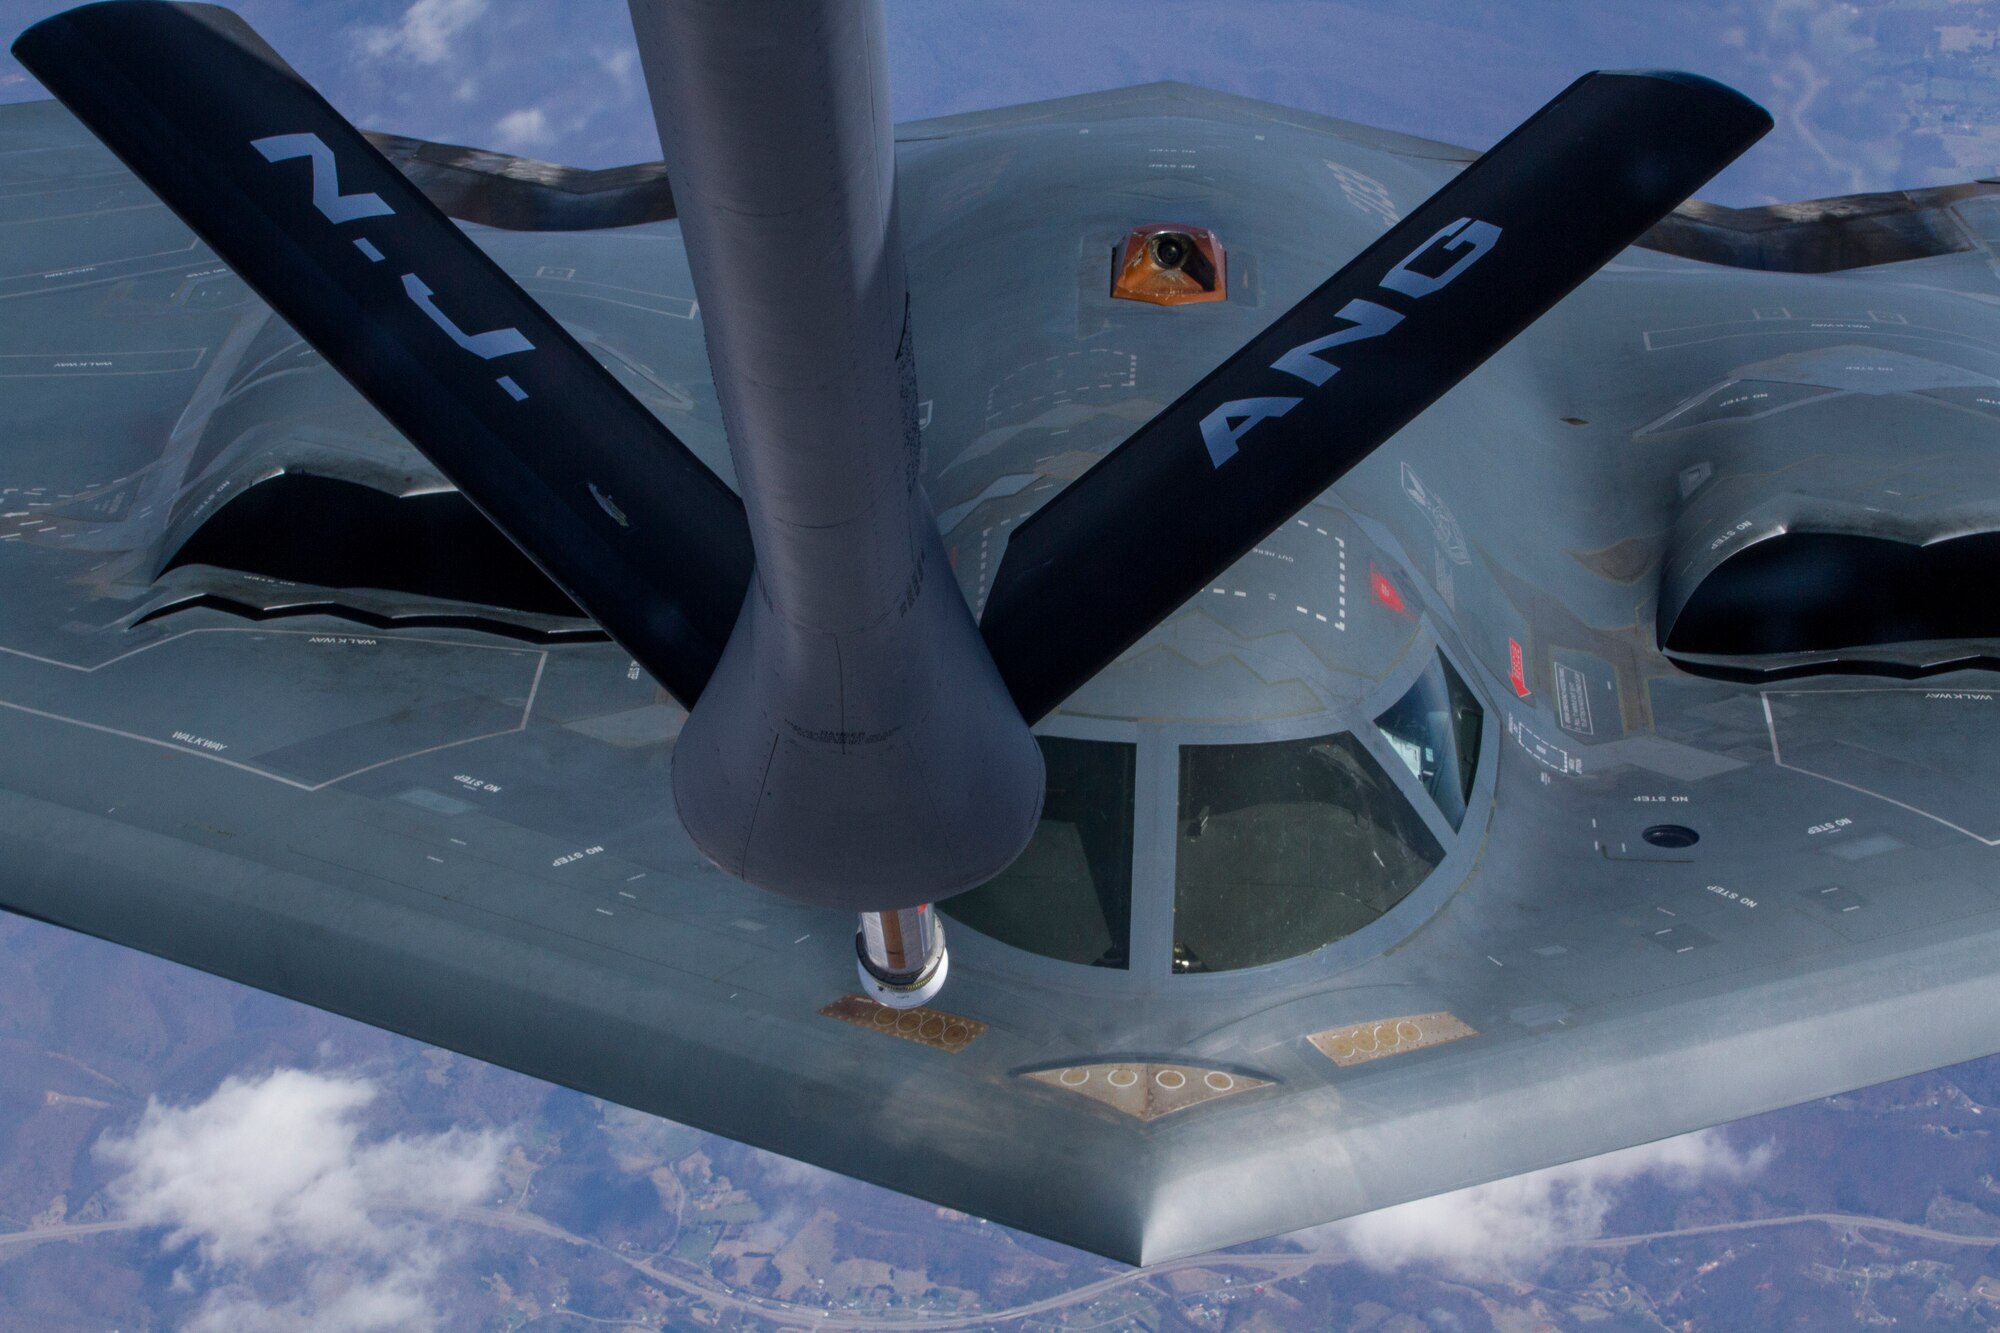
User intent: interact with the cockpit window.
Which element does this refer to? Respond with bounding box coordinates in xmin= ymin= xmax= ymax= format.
xmin=1172 ymin=732 xmax=1442 ymax=973
xmin=941 ymin=736 xmax=1134 ymax=968
xmin=1374 ymin=652 xmax=1483 ymax=830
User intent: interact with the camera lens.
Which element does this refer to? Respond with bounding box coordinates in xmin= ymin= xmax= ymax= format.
xmin=1151 ymin=234 xmax=1189 ymax=269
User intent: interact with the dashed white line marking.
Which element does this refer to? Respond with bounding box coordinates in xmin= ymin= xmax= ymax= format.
xmin=1336 ymin=532 xmax=1347 ymax=630
xmin=1206 ymin=517 xmax=1347 ymax=628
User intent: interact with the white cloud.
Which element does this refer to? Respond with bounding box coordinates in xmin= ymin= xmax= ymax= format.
xmin=597 ymin=46 xmax=641 ymax=93
xmin=95 ymin=1068 xmax=508 ymax=1333
xmin=598 ymin=1102 xmax=694 ymax=1174
xmin=183 ymin=1269 xmax=438 ymax=1333
xmin=1328 ymin=1129 xmax=1772 ymax=1278
xmin=728 ymin=1147 xmax=841 ymax=1252
xmin=357 ymin=0 xmax=490 ymax=66
xmin=756 ymin=1150 xmax=839 ymax=1191
xmin=493 ymin=106 xmax=555 ymax=153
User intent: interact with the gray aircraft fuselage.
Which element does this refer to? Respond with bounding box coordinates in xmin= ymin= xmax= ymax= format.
xmin=3 ymin=81 xmax=2000 ymax=1263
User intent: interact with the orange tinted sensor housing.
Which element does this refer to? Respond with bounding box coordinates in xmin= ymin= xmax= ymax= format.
xmin=1111 ymin=224 xmax=1226 ymax=305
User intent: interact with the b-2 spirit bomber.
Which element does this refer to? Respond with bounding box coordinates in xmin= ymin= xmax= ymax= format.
xmin=6 ymin=0 xmax=1999 ymax=1263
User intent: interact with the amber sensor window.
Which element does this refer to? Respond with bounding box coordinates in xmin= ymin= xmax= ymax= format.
xmin=1111 ymin=224 xmax=1226 ymax=305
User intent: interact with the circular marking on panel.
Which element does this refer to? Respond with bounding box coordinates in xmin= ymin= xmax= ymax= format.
xmin=872 ymin=1007 xmax=897 ymax=1028
xmin=919 ymin=1014 xmax=945 ymax=1040
xmin=1327 ymin=1036 xmax=1354 ymax=1059
xmin=1203 ymin=1072 xmax=1235 ymax=1092
xmin=1155 ymin=1069 xmax=1186 ymax=1090
xmin=1058 ymin=1068 xmax=1090 ymax=1087
xmin=894 ymin=1011 xmax=922 ymax=1034
xmin=1107 ymin=1068 xmax=1139 ymax=1088
xmin=942 ymin=1022 xmax=969 ymax=1045
xmin=1350 ymin=1027 xmax=1379 ymax=1054
xmin=1395 ymin=1019 xmax=1422 ymax=1045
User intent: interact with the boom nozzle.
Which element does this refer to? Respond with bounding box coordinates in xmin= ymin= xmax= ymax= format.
xmin=856 ymin=906 xmax=948 ymax=1009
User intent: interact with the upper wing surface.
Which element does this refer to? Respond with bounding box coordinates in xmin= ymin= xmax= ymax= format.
xmin=6 ymin=85 xmax=2000 ymax=1265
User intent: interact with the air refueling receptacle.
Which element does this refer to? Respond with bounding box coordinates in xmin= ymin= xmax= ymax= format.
xmin=856 ymin=905 xmax=949 ymax=1009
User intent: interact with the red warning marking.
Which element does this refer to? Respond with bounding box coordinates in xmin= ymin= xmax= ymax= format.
xmin=1508 ymin=638 xmax=1530 ymax=697
xmin=948 ymin=545 xmax=958 ymax=570
xmin=1369 ymin=564 xmax=1406 ymax=615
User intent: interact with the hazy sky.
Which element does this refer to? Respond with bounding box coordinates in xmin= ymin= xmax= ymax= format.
xmin=0 ymin=0 xmax=1967 ymax=205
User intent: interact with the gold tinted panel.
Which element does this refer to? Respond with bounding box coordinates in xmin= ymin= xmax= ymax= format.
xmin=1308 ymin=1011 xmax=1476 ymax=1067
xmin=819 ymin=994 xmax=986 ymax=1053
xmin=1025 ymin=1062 xmax=1268 ymax=1121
